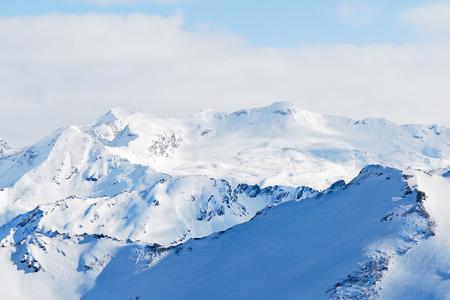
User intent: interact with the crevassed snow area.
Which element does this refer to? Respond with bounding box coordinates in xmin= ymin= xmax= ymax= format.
xmin=81 ymin=166 xmax=435 ymax=300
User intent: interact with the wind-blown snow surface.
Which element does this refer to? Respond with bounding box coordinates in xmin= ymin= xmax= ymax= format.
xmin=0 ymin=103 xmax=450 ymax=299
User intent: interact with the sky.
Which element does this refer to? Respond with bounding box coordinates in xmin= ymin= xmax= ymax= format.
xmin=1 ymin=0 xmax=450 ymax=147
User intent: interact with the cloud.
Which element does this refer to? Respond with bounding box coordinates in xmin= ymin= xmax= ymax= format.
xmin=1 ymin=12 xmax=450 ymax=148
xmin=336 ymin=0 xmax=377 ymax=27
xmin=400 ymin=1 xmax=450 ymax=35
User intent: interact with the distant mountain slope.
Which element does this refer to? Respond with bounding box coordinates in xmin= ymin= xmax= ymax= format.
xmin=0 ymin=103 xmax=450 ymax=224
xmin=2 ymin=176 xmax=316 ymax=246
xmin=83 ymin=102 xmax=450 ymax=190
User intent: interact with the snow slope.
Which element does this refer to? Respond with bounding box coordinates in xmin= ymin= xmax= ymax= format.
xmin=81 ymin=166 xmax=437 ymax=299
xmin=0 ymin=165 xmax=441 ymax=299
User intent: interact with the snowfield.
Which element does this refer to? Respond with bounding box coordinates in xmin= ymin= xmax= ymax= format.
xmin=0 ymin=103 xmax=449 ymax=299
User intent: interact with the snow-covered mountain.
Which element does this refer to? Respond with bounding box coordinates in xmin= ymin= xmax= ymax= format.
xmin=0 ymin=103 xmax=449 ymax=299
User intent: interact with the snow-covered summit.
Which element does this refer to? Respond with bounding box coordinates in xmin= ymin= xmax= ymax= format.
xmin=95 ymin=108 xmax=133 ymax=125
xmin=229 ymin=101 xmax=296 ymax=117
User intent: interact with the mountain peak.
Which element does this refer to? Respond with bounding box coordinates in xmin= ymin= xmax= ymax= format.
xmin=0 ymin=139 xmax=10 ymax=154
xmin=265 ymin=101 xmax=296 ymax=115
xmin=229 ymin=102 xmax=297 ymax=117
xmin=96 ymin=108 xmax=133 ymax=124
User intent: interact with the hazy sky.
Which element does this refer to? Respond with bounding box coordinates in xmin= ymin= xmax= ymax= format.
xmin=1 ymin=0 xmax=450 ymax=147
